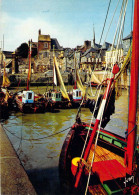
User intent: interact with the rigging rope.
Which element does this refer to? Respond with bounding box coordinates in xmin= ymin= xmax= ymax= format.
xmin=85 ymin=80 xmax=115 ymax=195
xmin=84 ymin=0 xmax=129 ymax=194
xmin=99 ymin=0 xmax=112 ymax=45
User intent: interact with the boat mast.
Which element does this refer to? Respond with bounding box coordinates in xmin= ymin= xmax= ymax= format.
xmin=53 ymin=45 xmax=58 ymax=91
xmin=27 ymin=40 xmax=32 ymax=90
xmin=126 ymin=0 xmax=139 ymax=174
xmin=74 ymin=52 xmax=77 ymax=89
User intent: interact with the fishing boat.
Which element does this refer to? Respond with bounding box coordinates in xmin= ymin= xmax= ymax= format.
xmin=0 ymin=61 xmax=14 ymax=119
xmin=0 ymin=88 xmax=9 ymax=119
xmin=59 ymin=0 xmax=139 ymax=194
xmin=15 ymin=41 xmax=47 ymax=113
xmin=44 ymin=54 xmax=71 ymax=109
xmin=69 ymin=54 xmax=86 ymax=108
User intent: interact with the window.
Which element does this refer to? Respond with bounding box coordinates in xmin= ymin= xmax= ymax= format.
xmin=76 ymin=91 xmax=78 ymax=97
xmin=28 ymin=93 xmax=32 ymax=99
xmin=79 ymin=91 xmax=81 ymax=96
xmin=44 ymin=43 xmax=48 ymax=48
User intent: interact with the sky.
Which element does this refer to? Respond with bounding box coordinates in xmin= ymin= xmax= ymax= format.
xmin=0 ymin=0 xmax=134 ymax=51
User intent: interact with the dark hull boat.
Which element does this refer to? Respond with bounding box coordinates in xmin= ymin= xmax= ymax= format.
xmin=59 ymin=1 xmax=139 ymax=194
xmin=44 ymin=55 xmax=72 ymax=110
xmin=15 ymin=91 xmax=47 ymax=113
xmin=0 ymin=66 xmax=14 ymax=119
xmin=15 ymin=41 xmax=48 ymax=114
xmin=45 ymin=89 xmax=71 ymax=110
xmin=0 ymin=90 xmax=9 ymax=119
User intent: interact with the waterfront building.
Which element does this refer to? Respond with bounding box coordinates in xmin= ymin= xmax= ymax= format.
xmin=105 ymin=32 xmax=132 ymax=69
xmin=122 ymin=32 xmax=132 ymax=56
xmin=37 ymin=29 xmax=63 ymax=72
xmin=80 ymin=47 xmax=98 ymax=70
xmin=100 ymin=42 xmax=112 ymax=67
xmin=105 ymin=44 xmax=123 ymax=68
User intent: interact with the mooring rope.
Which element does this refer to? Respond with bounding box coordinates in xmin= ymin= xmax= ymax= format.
xmin=2 ymin=124 xmax=71 ymax=141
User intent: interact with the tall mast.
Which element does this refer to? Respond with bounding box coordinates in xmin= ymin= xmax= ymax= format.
xmin=3 ymin=34 xmax=4 ymax=51
xmin=126 ymin=0 xmax=139 ymax=174
xmin=93 ymin=24 xmax=95 ymax=47
xmin=27 ymin=40 xmax=32 ymax=90
xmin=53 ymin=45 xmax=57 ymax=90
xmin=74 ymin=52 xmax=77 ymax=89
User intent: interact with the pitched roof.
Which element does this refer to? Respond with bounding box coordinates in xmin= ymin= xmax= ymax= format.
xmin=101 ymin=42 xmax=112 ymax=49
xmin=51 ymin=38 xmax=63 ymax=50
xmin=38 ymin=34 xmax=51 ymax=41
xmin=3 ymin=51 xmax=13 ymax=58
xmin=92 ymin=42 xmax=102 ymax=50
xmin=106 ymin=44 xmax=123 ymax=51
xmin=123 ymin=32 xmax=132 ymax=40
xmin=82 ymin=47 xmax=97 ymax=57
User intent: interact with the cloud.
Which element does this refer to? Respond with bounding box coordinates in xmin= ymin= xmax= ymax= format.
xmin=0 ymin=12 xmax=85 ymax=51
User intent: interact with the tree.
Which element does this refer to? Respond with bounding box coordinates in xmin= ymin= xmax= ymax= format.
xmin=16 ymin=42 xmax=38 ymax=58
xmin=16 ymin=43 xmax=29 ymax=58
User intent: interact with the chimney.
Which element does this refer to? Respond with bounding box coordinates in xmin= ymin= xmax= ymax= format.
xmin=84 ymin=40 xmax=91 ymax=49
xmin=39 ymin=29 xmax=41 ymax=35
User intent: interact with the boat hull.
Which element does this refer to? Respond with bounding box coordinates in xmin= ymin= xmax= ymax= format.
xmin=59 ymin=122 xmax=139 ymax=194
xmin=15 ymin=96 xmax=46 ymax=113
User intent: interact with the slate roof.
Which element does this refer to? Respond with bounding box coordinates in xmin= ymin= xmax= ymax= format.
xmin=3 ymin=51 xmax=13 ymax=58
xmin=107 ymin=45 xmax=116 ymax=52
xmin=51 ymin=38 xmax=63 ymax=50
xmin=93 ymin=43 xmax=102 ymax=50
xmin=82 ymin=47 xmax=97 ymax=57
xmin=101 ymin=42 xmax=112 ymax=50
xmin=123 ymin=32 xmax=132 ymax=40
xmin=106 ymin=44 xmax=123 ymax=51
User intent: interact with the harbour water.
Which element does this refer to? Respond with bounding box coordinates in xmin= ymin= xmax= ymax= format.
xmin=1 ymin=88 xmax=137 ymax=194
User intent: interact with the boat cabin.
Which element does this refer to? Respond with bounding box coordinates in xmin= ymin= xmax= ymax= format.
xmin=72 ymin=89 xmax=82 ymax=101
xmin=22 ymin=91 xmax=34 ymax=103
xmin=51 ymin=91 xmax=62 ymax=102
xmin=45 ymin=91 xmax=62 ymax=102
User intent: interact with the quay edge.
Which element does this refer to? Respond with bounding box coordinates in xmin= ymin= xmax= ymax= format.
xmin=0 ymin=124 xmax=37 ymax=195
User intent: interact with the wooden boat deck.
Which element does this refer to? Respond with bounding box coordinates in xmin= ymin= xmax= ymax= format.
xmin=86 ymin=144 xmax=126 ymax=194
xmin=87 ymin=144 xmax=125 ymax=167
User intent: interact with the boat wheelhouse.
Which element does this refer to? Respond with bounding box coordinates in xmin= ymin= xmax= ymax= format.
xmin=72 ymin=88 xmax=82 ymax=102
xmin=22 ymin=90 xmax=34 ymax=104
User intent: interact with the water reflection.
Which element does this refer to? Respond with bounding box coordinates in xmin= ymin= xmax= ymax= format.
xmin=2 ymin=90 xmax=130 ymax=194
